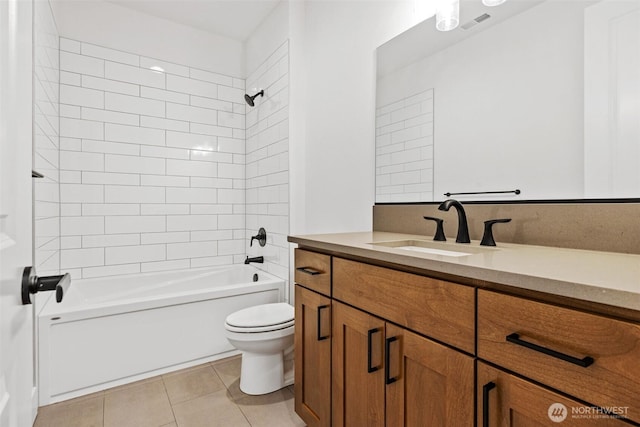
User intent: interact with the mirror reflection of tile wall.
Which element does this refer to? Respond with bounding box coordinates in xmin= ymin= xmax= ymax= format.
xmin=375 ymin=89 xmax=434 ymax=203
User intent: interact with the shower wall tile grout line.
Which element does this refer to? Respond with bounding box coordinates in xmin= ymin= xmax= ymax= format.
xmin=56 ymin=37 xmax=289 ymax=286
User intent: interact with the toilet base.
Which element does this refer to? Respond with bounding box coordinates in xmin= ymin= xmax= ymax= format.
xmin=240 ymin=351 xmax=288 ymax=395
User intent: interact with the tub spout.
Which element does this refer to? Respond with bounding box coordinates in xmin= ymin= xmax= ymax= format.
xmin=245 ymin=256 xmax=264 ymax=265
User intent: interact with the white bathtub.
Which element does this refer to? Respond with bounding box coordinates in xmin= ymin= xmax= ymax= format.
xmin=38 ymin=265 xmax=286 ymax=405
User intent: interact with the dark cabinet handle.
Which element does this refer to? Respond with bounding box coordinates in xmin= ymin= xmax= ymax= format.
xmin=316 ymin=305 xmax=330 ymax=341
xmin=367 ymin=328 xmax=381 ymax=373
xmin=482 ymin=381 xmax=496 ymax=427
xmin=506 ymin=333 xmax=594 ymax=367
xmin=296 ymin=266 xmax=321 ymax=276
xmin=384 ymin=336 xmax=399 ymax=385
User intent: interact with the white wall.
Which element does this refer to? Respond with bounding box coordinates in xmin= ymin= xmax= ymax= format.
xmin=244 ymin=1 xmax=290 ymax=77
xmin=289 ymin=0 xmax=415 ymax=235
xmin=51 ymin=0 xmax=244 ymax=77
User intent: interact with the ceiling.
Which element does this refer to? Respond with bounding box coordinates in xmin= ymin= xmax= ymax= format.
xmin=108 ymin=0 xmax=282 ymax=41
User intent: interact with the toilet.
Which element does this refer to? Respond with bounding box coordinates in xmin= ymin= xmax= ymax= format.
xmin=224 ymin=303 xmax=295 ymax=395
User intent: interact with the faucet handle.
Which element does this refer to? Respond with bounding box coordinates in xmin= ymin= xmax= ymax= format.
xmin=250 ymin=227 xmax=267 ymax=247
xmin=481 ymin=219 xmax=512 ymax=247
xmin=423 ymin=216 xmax=446 ymax=241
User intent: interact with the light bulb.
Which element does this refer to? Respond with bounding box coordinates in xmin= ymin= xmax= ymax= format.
xmin=436 ymin=0 xmax=459 ymax=31
xmin=482 ymin=0 xmax=507 ymax=7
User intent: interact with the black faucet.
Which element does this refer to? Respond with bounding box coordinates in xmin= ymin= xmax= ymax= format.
xmin=244 ymin=256 xmax=264 ymax=264
xmin=438 ymin=199 xmax=470 ymax=243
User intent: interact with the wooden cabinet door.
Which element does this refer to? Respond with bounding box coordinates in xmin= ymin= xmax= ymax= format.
xmin=332 ymin=301 xmax=386 ymax=427
xmin=295 ymin=285 xmax=331 ymax=427
xmin=477 ymin=362 xmax=630 ymax=426
xmin=386 ymin=324 xmax=474 ymax=427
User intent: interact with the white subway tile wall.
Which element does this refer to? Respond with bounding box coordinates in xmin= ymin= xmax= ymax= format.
xmin=59 ymin=38 xmax=248 ymax=277
xmin=375 ymin=89 xmax=434 ymax=203
xmin=245 ymin=41 xmax=290 ymax=282
xmin=34 ymin=0 xmax=60 ymax=277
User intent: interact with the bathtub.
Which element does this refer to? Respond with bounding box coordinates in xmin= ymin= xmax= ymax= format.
xmin=38 ymin=265 xmax=286 ymax=405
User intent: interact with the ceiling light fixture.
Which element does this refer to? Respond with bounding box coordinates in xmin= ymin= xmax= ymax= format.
xmin=436 ymin=0 xmax=460 ymax=31
xmin=482 ymin=0 xmax=507 ymax=7
xmin=436 ymin=0 xmax=507 ymax=31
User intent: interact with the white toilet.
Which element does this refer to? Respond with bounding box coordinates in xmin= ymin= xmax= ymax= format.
xmin=224 ymin=302 xmax=295 ymax=395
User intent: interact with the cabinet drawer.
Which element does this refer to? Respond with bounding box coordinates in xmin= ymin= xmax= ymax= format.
xmin=333 ymin=258 xmax=475 ymax=353
xmin=477 ymin=362 xmax=629 ymax=426
xmin=294 ymin=248 xmax=332 ymax=296
xmin=478 ymin=290 xmax=640 ymax=423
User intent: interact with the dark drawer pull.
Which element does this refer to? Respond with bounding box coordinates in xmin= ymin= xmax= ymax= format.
xmin=367 ymin=328 xmax=381 ymax=373
xmin=296 ymin=266 xmax=322 ymax=276
xmin=384 ymin=336 xmax=399 ymax=385
xmin=506 ymin=333 xmax=594 ymax=367
xmin=316 ymin=305 xmax=330 ymax=341
xmin=482 ymin=381 xmax=496 ymax=427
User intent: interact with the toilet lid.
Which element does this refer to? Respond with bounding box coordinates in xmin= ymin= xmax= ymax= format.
xmin=225 ymin=303 xmax=294 ymax=329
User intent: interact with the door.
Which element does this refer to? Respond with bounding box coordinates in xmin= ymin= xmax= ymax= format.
xmin=0 ymin=0 xmax=37 ymax=425
xmin=386 ymin=324 xmax=474 ymax=427
xmin=294 ymin=285 xmax=331 ymax=427
xmin=332 ymin=301 xmax=385 ymax=427
xmin=477 ymin=362 xmax=629 ymax=426
xmin=584 ymin=0 xmax=640 ymax=197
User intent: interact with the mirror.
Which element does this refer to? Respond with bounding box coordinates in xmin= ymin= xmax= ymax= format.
xmin=375 ymin=0 xmax=640 ymax=203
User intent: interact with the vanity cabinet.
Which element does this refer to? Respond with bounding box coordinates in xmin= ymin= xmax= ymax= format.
xmin=294 ymin=250 xmax=475 ymax=426
xmin=332 ymin=301 xmax=474 ymax=427
xmin=294 ymin=248 xmax=333 ymax=427
xmin=294 ymin=285 xmax=331 ymax=427
xmin=293 ymin=247 xmax=640 ymax=426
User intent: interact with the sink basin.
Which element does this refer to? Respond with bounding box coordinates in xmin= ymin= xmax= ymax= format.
xmin=392 ymin=245 xmax=471 ymax=257
xmin=370 ymin=240 xmax=492 ymax=257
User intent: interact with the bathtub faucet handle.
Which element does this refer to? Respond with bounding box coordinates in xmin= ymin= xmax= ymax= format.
xmin=250 ymin=227 xmax=267 ymax=247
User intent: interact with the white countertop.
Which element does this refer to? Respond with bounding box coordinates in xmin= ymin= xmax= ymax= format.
xmin=288 ymin=231 xmax=640 ymax=312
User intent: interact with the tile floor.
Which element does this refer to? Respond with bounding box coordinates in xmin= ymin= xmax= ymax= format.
xmin=34 ymin=356 xmax=306 ymax=427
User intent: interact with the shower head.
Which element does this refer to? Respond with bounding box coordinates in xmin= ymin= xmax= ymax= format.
xmin=244 ymin=90 xmax=264 ymax=107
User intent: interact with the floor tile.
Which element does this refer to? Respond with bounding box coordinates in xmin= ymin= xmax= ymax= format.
xmin=103 ymin=375 xmax=162 ymax=395
xmin=104 ymin=378 xmax=174 ymax=427
xmin=172 ymin=389 xmax=250 ymax=427
xmin=35 ymin=359 xmax=305 ymax=427
xmin=236 ymin=389 xmax=305 ymax=427
xmin=210 ymin=356 xmax=241 ymax=388
xmin=211 ymin=356 xmax=245 ymax=400
xmin=162 ymin=364 xmax=225 ymax=405
xmin=34 ymin=395 xmax=103 ymax=427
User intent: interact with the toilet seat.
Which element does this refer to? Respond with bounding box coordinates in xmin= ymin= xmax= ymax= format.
xmin=225 ymin=303 xmax=294 ymax=333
